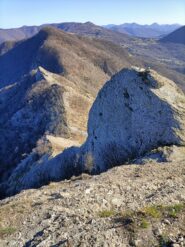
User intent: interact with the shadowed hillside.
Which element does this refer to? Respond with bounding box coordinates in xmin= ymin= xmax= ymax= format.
xmin=0 ymin=25 xmax=40 ymax=44
xmin=1 ymin=22 xmax=185 ymax=92
xmin=160 ymin=26 xmax=185 ymax=44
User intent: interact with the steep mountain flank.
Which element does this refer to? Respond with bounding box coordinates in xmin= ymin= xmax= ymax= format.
xmin=0 ymin=25 xmax=40 ymax=44
xmin=0 ymin=22 xmax=184 ymax=92
xmin=0 ymin=40 xmax=18 ymax=55
xmin=2 ymin=68 xmax=185 ymax=197
xmin=0 ymin=27 xmax=137 ymax=186
xmin=0 ymin=26 xmax=135 ymax=90
xmin=160 ymin=26 xmax=185 ymax=45
xmin=0 ymin=29 xmax=48 ymax=88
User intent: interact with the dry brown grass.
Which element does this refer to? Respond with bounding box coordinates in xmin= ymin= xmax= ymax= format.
xmin=0 ymin=199 xmax=34 ymax=239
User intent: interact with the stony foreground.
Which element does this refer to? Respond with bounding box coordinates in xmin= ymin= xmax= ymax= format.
xmin=0 ymin=151 xmax=185 ymax=247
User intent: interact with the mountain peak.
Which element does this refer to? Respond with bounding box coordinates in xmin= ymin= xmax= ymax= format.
xmin=38 ymin=25 xmax=62 ymax=37
xmin=84 ymin=21 xmax=95 ymax=25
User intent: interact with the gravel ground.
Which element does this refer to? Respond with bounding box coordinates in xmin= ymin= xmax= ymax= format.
xmin=0 ymin=149 xmax=185 ymax=247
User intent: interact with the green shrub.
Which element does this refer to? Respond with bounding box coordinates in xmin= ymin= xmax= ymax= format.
xmin=165 ymin=203 xmax=184 ymax=218
xmin=140 ymin=218 xmax=149 ymax=228
xmin=158 ymin=235 xmax=171 ymax=247
xmin=98 ymin=210 xmax=115 ymax=218
xmin=142 ymin=206 xmax=162 ymax=218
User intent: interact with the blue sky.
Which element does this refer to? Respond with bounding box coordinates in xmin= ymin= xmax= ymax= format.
xmin=0 ymin=0 xmax=185 ymax=28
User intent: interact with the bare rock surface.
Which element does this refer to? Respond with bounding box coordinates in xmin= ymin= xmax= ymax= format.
xmin=82 ymin=67 xmax=185 ymax=171
xmin=0 ymin=153 xmax=185 ymax=247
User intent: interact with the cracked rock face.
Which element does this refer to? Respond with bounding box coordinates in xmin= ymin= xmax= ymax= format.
xmin=82 ymin=68 xmax=185 ymax=171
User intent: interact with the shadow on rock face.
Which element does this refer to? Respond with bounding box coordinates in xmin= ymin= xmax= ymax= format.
xmin=0 ymin=78 xmax=70 ymax=184
xmin=0 ymin=146 xmax=82 ymax=199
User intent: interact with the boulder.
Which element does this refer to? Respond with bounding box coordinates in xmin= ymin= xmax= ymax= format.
xmin=82 ymin=68 xmax=185 ymax=171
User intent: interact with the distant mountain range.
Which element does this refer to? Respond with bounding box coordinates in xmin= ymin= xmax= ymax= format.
xmin=0 ymin=22 xmax=184 ymax=90
xmin=0 ymin=22 xmax=134 ymax=45
xmin=0 ymin=22 xmax=182 ymax=45
xmin=160 ymin=25 xmax=185 ymax=44
xmin=103 ymin=23 xmax=182 ymax=38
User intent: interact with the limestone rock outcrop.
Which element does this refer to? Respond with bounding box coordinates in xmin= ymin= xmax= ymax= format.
xmin=82 ymin=68 xmax=185 ymax=171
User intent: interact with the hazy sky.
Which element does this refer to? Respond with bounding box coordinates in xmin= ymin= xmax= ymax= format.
xmin=0 ymin=0 xmax=185 ymax=28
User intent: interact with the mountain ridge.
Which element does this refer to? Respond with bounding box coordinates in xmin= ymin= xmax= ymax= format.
xmin=0 ymin=26 xmax=137 ymax=190
xmin=0 ymin=21 xmax=133 ymax=45
xmin=160 ymin=25 xmax=185 ymax=44
xmin=104 ymin=23 xmax=181 ymax=38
